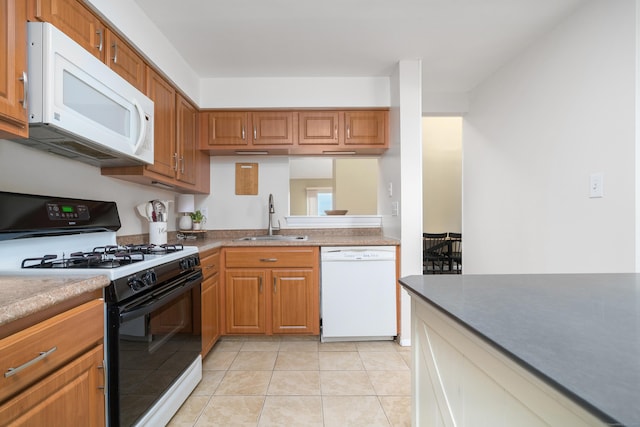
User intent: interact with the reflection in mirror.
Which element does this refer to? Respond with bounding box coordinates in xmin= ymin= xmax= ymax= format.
xmin=289 ymin=158 xmax=378 ymax=216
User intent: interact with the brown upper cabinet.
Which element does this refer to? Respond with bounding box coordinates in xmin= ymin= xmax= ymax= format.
xmin=200 ymin=111 xmax=297 ymax=154
xmin=32 ymin=0 xmax=106 ymax=61
xmin=201 ymin=109 xmax=388 ymax=155
xmin=104 ymin=31 xmax=146 ymax=92
xmin=145 ymin=67 xmax=177 ymax=179
xmin=32 ymin=0 xmax=146 ymax=91
xmin=175 ymin=93 xmax=198 ymax=186
xmin=344 ymin=110 xmax=387 ymax=146
xmin=101 ymin=69 xmax=209 ymax=193
xmin=30 ymin=0 xmax=209 ymax=193
xmin=298 ymin=111 xmax=341 ymax=146
xmin=0 ymin=0 xmax=29 ymax=139
xmin=252 ymin=111 xmax=296 ymax=146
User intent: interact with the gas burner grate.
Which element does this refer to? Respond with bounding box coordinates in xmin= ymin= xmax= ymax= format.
xmin=122 ymin=243 xmax=184 ymax=255
xmin=21 ymin=250 xmax=145 ymax=269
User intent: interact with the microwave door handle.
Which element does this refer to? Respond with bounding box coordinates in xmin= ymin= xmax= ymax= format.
xmin=132 ymin=99 xmax=147 ymax=154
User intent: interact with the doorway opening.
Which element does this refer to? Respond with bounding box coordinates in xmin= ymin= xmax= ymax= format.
xmin=422 ymin=116 xmax=463 ymax=273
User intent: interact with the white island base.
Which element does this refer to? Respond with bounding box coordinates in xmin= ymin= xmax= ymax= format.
xmin=410 ymin=296 xmax=606 ymax=427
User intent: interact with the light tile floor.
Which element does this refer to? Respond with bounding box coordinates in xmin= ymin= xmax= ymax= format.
xmin=168 ymin=336 xmax=411 ymax=427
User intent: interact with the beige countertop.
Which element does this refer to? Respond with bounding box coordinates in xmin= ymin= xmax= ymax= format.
xmin=0 ymin=275 xmax=109 ymax=328
xmin=186 ymin=234 xmax=400 ymax=253
xmin=0 ymin=231 xmax=398 ymax=331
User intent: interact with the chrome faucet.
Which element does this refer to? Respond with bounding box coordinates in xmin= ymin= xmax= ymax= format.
xmin=267 ymin=193 xmax=275 ymax=236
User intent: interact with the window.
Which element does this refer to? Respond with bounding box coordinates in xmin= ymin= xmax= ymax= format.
xmin=306 ymin=187 xmax=333 ymax=215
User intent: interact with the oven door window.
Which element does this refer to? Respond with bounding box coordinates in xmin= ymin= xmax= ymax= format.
xmin=116 ymin=284 xmax=201 ymax=426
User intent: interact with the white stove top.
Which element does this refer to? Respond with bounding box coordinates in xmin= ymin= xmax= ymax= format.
xmin=0 ymin=232 xmax=198 ymax=280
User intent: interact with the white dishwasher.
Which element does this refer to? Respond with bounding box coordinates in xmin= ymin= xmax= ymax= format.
xmin=320 ymin=246 xmax=397 ymax=342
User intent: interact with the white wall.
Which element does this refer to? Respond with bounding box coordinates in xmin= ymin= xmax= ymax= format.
xmin=200 ymin=77 xmax=390 ymax=109
xmin=85 ymin=0 xmax=200 ymax=102
xmin=204 ymin=156 xmax=290 ymax=230
xmin=422 ymin=117 xmax=462 ymax=233
xmin=0 ymin=141 xmax=176 ymax=236
xmin=463 ymin=0 xmax=636 ymax=274
xmin=334 ymin=158 xmax=378 ymax=215
xmin=382 ymin=60 xmax=423 ymax=346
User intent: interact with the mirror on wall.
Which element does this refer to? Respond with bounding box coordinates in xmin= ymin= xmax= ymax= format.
xmin=289 ymin=158 xmax=379 ymax=216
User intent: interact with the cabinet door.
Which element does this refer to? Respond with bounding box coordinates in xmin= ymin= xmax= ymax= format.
xmin=176 ymin=94 xmax=197 ymax=185
xmin=251 ymin=111 xmax=296 ymax=146
xmin=225 ymin=270 xmax=266 ymax=334
xmin=35 ymin=0 xmax=105 ymax=60
xmin=0 ymin=344 xmax=105 ymax=426
xmin=298 ymin=111 xmax=340 ymax=145
xmin=344 ymin=111 xmax=387 ymax=145
xmin=272 ymin=269 xmax=319 ymax=334
xmin=0 ymin=0 xmax=28 ymax=139
xmin=145 ymin=67 xmax=176 ymax=178
xmin=105 ymin=30 xmax=145 ymax=92
xmin=202 ymin=274 xmax=220 ymax=357
xmin=204 ymin=112 xmax=249 ymax=146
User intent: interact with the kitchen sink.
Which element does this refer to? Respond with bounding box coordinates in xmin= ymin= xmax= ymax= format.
xmin=237 ymin=235 xmax=308 ymax=241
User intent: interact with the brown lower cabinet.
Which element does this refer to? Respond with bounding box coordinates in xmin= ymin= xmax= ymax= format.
xmin=222 ymin=247 xmax=319 ymax=335
xmin=201 ymin=247 xmax=221 ymax=356
xmin=0 ymin=299 xmax=105 ymax=426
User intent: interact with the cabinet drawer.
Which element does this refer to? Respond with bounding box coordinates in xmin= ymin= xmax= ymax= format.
xmin=0 ymin=299 xmax=103 ymax=403
xmin=201 ymin=248 xmax=220 ymax=279
xmin=225 ymin=247 xmax=318 ymax=268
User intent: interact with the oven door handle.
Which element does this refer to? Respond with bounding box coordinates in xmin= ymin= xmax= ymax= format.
xmin=119 ymin=273 xmax=201 ymax=322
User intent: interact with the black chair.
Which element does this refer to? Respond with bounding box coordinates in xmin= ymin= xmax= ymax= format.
xmin=447 ymin=232 xmax=462 ymax=274
xmin=423 ymin=233 xmax=449 ymax=274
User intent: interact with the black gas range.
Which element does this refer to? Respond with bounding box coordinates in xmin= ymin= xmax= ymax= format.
xmin=0 ymin=191 xmax=203 ymax=426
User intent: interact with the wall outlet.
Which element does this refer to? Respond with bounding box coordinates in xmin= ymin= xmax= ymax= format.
xmin=391 ymin=201 xmax=399 ymax=216
xmin=590 ymin=173 xmax=604 ymax=198
xmin=200 ymin=207 xmax=209 ymax=218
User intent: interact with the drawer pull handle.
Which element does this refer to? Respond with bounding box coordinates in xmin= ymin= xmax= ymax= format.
xmin=5 ymin=346 xmax=57 ymax=378
xmin=260 ymin=258 xmax=278 ymax=262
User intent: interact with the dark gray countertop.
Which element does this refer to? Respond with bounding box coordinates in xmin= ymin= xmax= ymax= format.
xmin=399 ymin=273 xmax=640 ymax=427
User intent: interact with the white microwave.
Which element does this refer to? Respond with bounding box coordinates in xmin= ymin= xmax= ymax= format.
xmin=16 ymin=22 xmax=154 ymax=167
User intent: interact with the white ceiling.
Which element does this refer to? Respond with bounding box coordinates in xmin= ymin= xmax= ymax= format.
xmin=133 ymin=0 xmax=586 ymax=94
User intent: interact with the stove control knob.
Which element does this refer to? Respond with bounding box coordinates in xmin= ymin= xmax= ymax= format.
xmin=180 ymin=256 xmax=197 ymax=270
xmin=141 ymin=270 xmax=157 ymax=287
xmin=128 ymin=276 xmax=145 ymax=292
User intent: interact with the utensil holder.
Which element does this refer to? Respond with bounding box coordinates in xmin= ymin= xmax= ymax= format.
xmin=149 ymin=222 xmax=167 ymax=245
